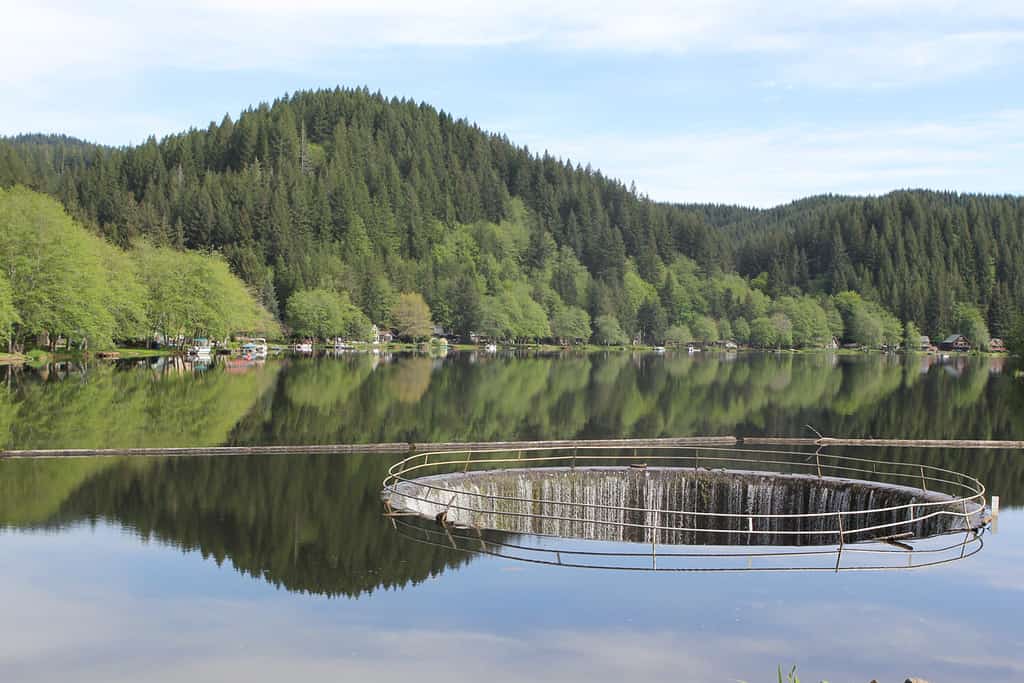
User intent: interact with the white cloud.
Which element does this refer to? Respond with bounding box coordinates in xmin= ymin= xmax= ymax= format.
xmin=1 ymin=2 xmax=1021 ymax=201
xmin=1 ymin=1 xmax=1022 ymax=89
xmin=504 ymin=109 xmax=1024 ymax=207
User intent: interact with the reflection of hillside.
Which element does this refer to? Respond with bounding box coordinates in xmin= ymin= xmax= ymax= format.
xmin=825 ymin=356 xmax=899 ymax=415
xmin=228 ymin=354 xmax=596 ymax=445
xmin=282 ymin=356 xmax=375 ymax=412
xmin=0 ymin=360 xmax=282 ymax=526
xmin=50 ymin=454 xmax=471 ymax=598
xmin=387 ymin=357 xmax=434 ymax=404
xmin=4 ymin=360 xmax=281 ymax=450
xmin=0 ymin=458 xmax=139 ymax=526
xmin=219 ymin=352 xmax=1024 ymax=453
xmin=3 ymin=352 xmax=1023 ymax=533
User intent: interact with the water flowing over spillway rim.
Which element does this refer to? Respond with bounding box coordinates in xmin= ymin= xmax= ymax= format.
xmin=383 ymin=466 xmax=985 ymax=543
xmin=391 ymin=464 xmax=958 ymax=497
xmin=388 ymin=466 xmax=961 ymax=508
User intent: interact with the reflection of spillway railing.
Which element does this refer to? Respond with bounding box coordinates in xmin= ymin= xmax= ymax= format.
xmin=391 ymin=517 xmax=986 ymax=572
xmin=381 ymin=446 xmax=989 ymax=570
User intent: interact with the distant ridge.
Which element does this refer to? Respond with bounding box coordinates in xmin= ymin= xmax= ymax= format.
xmin=1 ymin=86 xmax=1021 ymax=343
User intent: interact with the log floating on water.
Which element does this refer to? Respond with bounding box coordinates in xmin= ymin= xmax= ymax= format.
xmin=0 ymin=442 xmax=411 ymax=459
xmin=407 ymin=437 xmax=736 ymax=453
xmin=2 ymin=435 xmax=1022 ymax=460
xmin=0 ymin=436 xmax=736 ymax=459
xmin=743 ymin=437 xmax=1024 ymax=449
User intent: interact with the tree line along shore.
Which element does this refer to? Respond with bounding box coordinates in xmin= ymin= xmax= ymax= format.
xmin=1 ymin=88 xmax=1022 ymax=358
xmin=0 ymin=184 xmax=1020 ymax=362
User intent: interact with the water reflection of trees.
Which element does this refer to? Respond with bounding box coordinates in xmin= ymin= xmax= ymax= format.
xmin=0 ymin=351 xmax=1021 ymax=596
xmin=49 ymin=454 xmax=471 ymax=598
xmin=2 ymin=351 xmax=1023 ymax=522
xmin=221 ymin=352 xmax=1024 ymax=449
xmin=2 ymin=359 xmax=281 ymax=450
xmin=0 ymin=359 xmax=284 ymax=526
xmin=5 ymin=351 xmax=1021 ymax=461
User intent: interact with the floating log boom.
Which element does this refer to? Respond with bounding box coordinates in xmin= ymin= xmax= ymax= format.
xmin=0 ymin=437 xmax=735 ymax=459
xmin=743 ymin=437 xmax=1024 ymax=449
xmin=1 ymin=435 xmax=1022 ymax=459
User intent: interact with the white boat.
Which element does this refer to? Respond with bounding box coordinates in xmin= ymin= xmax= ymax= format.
xmin=653 ymin=346 xmax=666 ymax=353
xmin=188 ymin=338 xmax=212 ymax=359
xmin=292 ymin=341 xmax=313 ymax=353
xmin=485 ymin=343 xmax=498 ymax=352
xmin=687 ymin=345 xmax=700 ymax=354
xmin=241 ymin=339 xmax=267 ymax=360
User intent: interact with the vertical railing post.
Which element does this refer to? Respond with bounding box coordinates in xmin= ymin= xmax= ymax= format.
xmin=834 ymin=512 xmax=845 ymax=573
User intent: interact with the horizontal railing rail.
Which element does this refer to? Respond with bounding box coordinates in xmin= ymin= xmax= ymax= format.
xmin=392 ymin=516 xmax=985 ymax=572
xmin=382 ymin=445 xmax=988 ymax=548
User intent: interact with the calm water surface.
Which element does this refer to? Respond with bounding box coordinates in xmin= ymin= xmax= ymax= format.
xmin=1 ymin=351 xmax=1022 ymax=682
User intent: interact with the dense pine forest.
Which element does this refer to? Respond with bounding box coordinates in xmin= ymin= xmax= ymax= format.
xmin=1 ymin=87 xmax=1022 ymax=352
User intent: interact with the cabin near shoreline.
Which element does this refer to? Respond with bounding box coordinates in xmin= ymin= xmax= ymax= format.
xmin=938 ymin=334 xmax=971 ymax=352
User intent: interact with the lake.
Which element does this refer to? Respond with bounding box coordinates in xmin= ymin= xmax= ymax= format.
xmin=1 ymin=351 xmax=1023 ymax=682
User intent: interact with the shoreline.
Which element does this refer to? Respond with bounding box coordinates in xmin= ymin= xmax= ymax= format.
xmin=0 ymin=344 xmax=1013 ymax=366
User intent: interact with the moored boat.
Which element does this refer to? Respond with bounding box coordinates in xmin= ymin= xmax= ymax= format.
xmin=251 ymin=338 xmax=268 ymax=359
xmin=188 ymin=338 xmax=212 ymax=359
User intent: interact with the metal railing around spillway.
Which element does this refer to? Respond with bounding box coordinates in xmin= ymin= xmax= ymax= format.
xmin=391 ymin=516 xmax=986 ymax=573
xmin=381 ymin=445 xmax=989 ymax=553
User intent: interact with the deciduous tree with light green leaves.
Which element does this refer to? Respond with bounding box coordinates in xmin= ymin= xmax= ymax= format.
xmin=551 ymin=305 xmax=591 ymax=343
xmin=100 ymin=242 xmax=149 ymax=341
xmin=594 ymin=314 xmax=628 ymax=345
xmin=0 ymin=271 xmax=18 ymax=349
xmin=691 ymin=316 xmax=718 ymax=344
xmin=286 ymin=288 xmax=370 ymax=341
xmin=834 ymin=290 xmax=902 ymax=348
xmin=390 ymin=292 xmax=433 ymax=341
xmin=0 ymin=186 xmax=115 ymax=350
xmin=664 ymin=324 xmax=692 ymax=346
xmin=717 ymin=319 xmax=733 ymax=343
xmin=502 ymin=283 xmax=551 ymax=342
xmin=953 ymin=303 xmax=990 ymax=351
xmin=772 ymin=296 xmax=830 ymax=348
xmin=903 ymin=321 xmax=922 ymax=352
xmin=133 ymin=243 xmax=277 ymax=345
xmin=478 ymin=295 xmax=513 ymax=340
xmin=732 ymin=317 xmax=751 ymax=344
xmin=750 ymin=316 xmax=776 ymax=348
xmin=771 ymin=312 xmax=794 ymax=348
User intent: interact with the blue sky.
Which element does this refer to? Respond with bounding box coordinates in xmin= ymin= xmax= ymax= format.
xmin=1 ymin=1 xmax=1022 ymax=206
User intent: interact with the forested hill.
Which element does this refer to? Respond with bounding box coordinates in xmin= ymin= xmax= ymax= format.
xmin=718 ymin=192 xmax=1024 ymax=338
xmin=1 ymin=87 xmax=1022 ymax=347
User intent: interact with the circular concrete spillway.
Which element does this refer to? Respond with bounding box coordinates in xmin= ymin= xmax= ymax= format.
xmin=384 ymin=466 xmax=982 ymax=546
